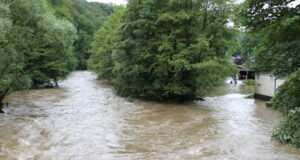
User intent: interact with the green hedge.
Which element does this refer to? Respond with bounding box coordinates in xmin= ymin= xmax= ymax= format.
xmin=272 ymin=71 xmax=300 ymax=113
xmin=272 ymin=108 xmax=300 ymax=148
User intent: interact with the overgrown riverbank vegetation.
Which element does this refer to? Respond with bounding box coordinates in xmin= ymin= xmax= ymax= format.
xmin=1 ymin=0 xmax=300 ymax=149
xmin=272 ymin=71 xmax=300 ymax=147
xmin=0 ymin=0 xmax=114 ymax=108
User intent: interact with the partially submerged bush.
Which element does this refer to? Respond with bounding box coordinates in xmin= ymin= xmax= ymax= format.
xmin=272 ymin=71 xmax=300 ymax=113
xmin=272 ymin=108 xmax=300 ymax=148
xmin=244 ymin=80 xmax=255 ymax=85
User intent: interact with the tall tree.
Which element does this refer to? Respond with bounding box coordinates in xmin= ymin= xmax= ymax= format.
xmin=7 ymin=0 xmax=77 ymax=87
xmin=111 ymin=0 xmax=237 ymax=101
xmin=0 ymin=1 xmax=30 ymax=111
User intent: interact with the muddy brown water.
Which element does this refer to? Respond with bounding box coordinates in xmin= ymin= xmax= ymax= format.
xmin=1 ymin=71 xmax=300 ymax=160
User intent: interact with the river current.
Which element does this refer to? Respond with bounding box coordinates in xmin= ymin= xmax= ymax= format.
xmin=1 ymin=71 xmax=300 ymax=160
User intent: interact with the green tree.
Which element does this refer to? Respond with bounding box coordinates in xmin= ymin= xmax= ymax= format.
xmin=272 ymin=71 xmax=300 ymax=113
xmin=237 ymin=33 xmax=260 ymax=67
xmin=7 ymin=0 xmax=77 ymax=87
xmin=252 ymin=18 xmax=300 ymax=77
xmin=239 ymin=0 xmax=300 ymax=76
xmin=239 ymin=0 xmax=299 ymax=31
xmin=89 ymin=6 xmax=125 ymax=80
xmin=0 ymin=0 xmax=113 ymax=108
xmin=48 ymin=0 xmax=115 ymax=70
xmin=0 ymin=2 xmax=30 ymax=112
xmin=27 ymin=14 xmax=77 ymax=86
xmin=111 ymin=0 xmax=237 ymax=101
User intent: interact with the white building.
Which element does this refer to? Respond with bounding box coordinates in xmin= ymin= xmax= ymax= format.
xmin=254 ymin=73 xmax=285 ymax=100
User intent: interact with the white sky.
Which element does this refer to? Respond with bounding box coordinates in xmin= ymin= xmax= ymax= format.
xmin=87 ymin=0 xmax=300 ymax=7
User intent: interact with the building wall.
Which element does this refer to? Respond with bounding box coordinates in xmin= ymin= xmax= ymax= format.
xmin=255 ymin=73 xmax=285 ymax=98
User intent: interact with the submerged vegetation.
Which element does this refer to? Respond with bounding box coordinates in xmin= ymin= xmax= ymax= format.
xmin=89 ymin=0 xmax=238 ymax=101
xmin=244 ymin=80 xmax=255 ymax=85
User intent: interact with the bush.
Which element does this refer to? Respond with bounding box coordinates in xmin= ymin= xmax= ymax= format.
xmin=244 ymin=80 xmax=255 ymax=85
xmin=272 ymin=108 xmax=300 ymax=148
xmin=272 ymin=71 xmax=300 ymax=113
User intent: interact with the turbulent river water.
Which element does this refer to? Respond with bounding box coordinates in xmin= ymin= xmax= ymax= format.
xmin=1 ymin=71 xmax=300 ymax=160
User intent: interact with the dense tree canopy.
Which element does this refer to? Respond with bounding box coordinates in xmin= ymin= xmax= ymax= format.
xmin=238 ymin=0 xmax=300 ymax=76
xmin=89 ymin=0 xmax=237 ymax=101
xmin=89 ymin=6 xmax=125 ymax=80
xmin=6 ymin=0 xmax=77 ymax=87
xmin=0 ymin=1 xmax=28 ymax=108
xmin=239 ymin=0 xmax=300 ymax=31
xmin=48 ymin=0 xmax=114 ymax=70
xmin=0 ymin=0 xmax=113 ymax=107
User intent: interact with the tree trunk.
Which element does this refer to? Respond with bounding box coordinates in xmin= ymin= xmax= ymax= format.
xmin=0 ymin=103 xmax=4 ymax=113
xmin=0 ymin=98 xmax=5 ymax=114
xmin=0 ymin=87 xmax=11 ymax=114
xmin=54 ymin=78 xmax=59 ymax=88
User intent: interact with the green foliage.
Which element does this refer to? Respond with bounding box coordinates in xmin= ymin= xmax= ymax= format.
xmin=6 ymin=0 xmax=77 ymax=87
xmin=236 ymin=33 xmax=260 ymax=68
xmin=272 ymin=71 xmax=300 ymax=113
xmin=0 ymin=0 xmax=113 ymax=104
xmin=48 ymin=0 xmax=115 ymax=70
xmin=252 ymin=17 xmax=300 ymax=77
xmin=244 ymin=80 xmax=255 ymax=85
xmin=239 ymin=0 xmax=300 ymax=77
xmin=272 ymin=108 xmax=300 ymax=148
xmin=88 ymin=7 xmax=125 ymax=80
xmin=239 ymin=0 xmax=299 ymax=31
xmin=0 ymin=1 xmax=30 ymax=104
xmin=0 ymin=3 xmax=12 ymax=42
xmin=0 ymin=47 xmax=30 ymax=102
xmin=88 ymin=0 xmax=237 ymax=101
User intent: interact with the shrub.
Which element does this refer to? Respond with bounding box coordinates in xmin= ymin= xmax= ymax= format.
xmin=272 ymin=71 xmax=300 ymax=113
xmin=272 ymin=108 xmax=300 ymax=148
xmin=244 ymin=80 xmax=255 ymax=85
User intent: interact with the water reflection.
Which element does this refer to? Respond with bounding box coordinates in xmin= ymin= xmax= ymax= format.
xmin=0 ymin=71 xmax=300 ymax=160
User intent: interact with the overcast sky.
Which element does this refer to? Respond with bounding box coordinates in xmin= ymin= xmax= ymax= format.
xmin=87 ymin=0 xmax=300 ymax=7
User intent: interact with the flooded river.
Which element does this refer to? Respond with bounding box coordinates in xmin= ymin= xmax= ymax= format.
xmin=1 ymin=71 xmax=300 ymax=160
